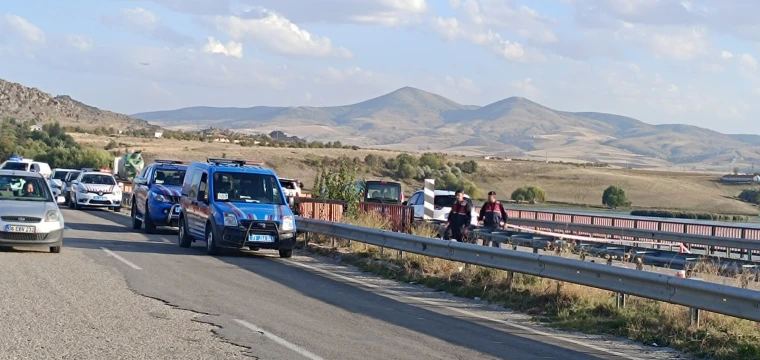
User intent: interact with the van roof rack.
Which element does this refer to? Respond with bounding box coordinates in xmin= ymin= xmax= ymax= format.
xmin=207 ymin=158 xmax=265 ymax=167
xmin=154 ymin=159 xmax=187 ymax=165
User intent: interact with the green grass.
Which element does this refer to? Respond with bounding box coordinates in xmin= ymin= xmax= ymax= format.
xmin=630 ymin=209 xmax=750 ymax=222
xmin=303 ymin=213 xmax=760 ymax=360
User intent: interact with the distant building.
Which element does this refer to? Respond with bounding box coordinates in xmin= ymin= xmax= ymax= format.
xmin=720 ymin=174 xmax=760 ymax=183
xmin=154 ymin=132 xmax=163 ymax=138
xmin=29 ymin=125 xmax=42 ymax=132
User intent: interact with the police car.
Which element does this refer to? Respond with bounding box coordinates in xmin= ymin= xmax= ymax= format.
xmin=68 ymin=169 xmax=123 ymax=212
xmin=177 ymin=158 xmax=297 ymax=257
xmin=131 ymin=159 xmax=188 ymax=233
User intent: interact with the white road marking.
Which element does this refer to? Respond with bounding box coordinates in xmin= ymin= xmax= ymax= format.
xmin=100 ymin=247 xmax=142 ymax=270
xmin=287 ymin=260 xmax=643 ymax=360
xmin=233 ymin=319 xmax=325 ymax=360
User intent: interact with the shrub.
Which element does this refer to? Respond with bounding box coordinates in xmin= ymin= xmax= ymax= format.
xmin=602 ymin=186 xmax=630 ymax=208
xmin=511 ymin=186 xmax=547 ymax=203
xmin=738 ymin=189 xmax=760 ymax=205
xmin=312 ymin=156 xmax=362 ymax=216
xmin=1 ymin=119 xmax=113 ymax=168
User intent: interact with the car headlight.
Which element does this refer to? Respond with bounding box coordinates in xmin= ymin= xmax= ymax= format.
xmin=45 ymin=210 xmax=59 ymax=222
xmin=153 ymin=192 xmax=166 ymax=202
xmin=281 ymin=215 xmax=294 ymax=231
xmin=223 ymin=212 xmax=238 ymax=227
xmin=78 ymin=185 xmax=88 ymax=193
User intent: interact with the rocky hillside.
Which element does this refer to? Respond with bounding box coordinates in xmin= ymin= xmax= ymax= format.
xmin=0 ymin=78 xmax=154 ymax=129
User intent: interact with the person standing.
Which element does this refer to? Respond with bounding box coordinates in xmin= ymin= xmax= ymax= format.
xmin=445 ymin=189 xmax=473 ymax=242
xmin=478 ymin=191 xmax=508 ymax=247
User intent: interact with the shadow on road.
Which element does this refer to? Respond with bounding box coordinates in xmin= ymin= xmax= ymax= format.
xmin=61 ymin=209 xmax=617 ymax=360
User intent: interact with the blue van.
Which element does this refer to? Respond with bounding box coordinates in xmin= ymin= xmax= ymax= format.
xmin=131 ymin=159 xmax=188 ymax=233
xmin=177 ymin=158 xmax=297 ymax=257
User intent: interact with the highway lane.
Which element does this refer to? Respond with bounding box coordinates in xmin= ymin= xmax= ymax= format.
xmin=46 ymin=208 xmax=690 ymax=359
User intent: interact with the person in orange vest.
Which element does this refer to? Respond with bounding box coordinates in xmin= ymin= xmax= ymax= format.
xmin=444 ymin=189 xmax=473 ymax=242
xmin=478 ymin=191 xmax=508 ymax=247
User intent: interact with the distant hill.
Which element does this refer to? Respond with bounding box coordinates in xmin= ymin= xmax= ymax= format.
xmin=133 ymin=87 xmax=760 ymax=165
xmin=0 ymin=78 xmax=155 ymax=130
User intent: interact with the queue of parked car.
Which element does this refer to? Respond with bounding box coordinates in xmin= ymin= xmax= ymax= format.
xmin=0 ymin=153 xmax=474 ymax=256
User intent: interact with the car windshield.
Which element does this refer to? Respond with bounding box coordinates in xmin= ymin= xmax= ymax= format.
xmin=80 ymin=174 xmax=116 ymax=185
xmin=66 ymin=171 xmax=81 ymax=182
xmin=212 ymin=172 xmax=285 ymax=205
xmin=2 ymin=162 xmax=28 ymax=171
xmin=0 ymin=175 xmax=52 ymax=201
xmin=280 ymin=180 xmax=297 ymax=190
xmin=154 ymin=169 xmax=186 ymax=186
xmin=52 ymin=171 xmax=70 ymax=180
xmin=364 ymin=182 xmax=402 ymax=202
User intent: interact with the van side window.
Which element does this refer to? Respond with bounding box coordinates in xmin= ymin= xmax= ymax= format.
xmin=198 ymin=173 xmax=209 ymax=202
xmin=188 ymin=170 xmax=202 ymax=198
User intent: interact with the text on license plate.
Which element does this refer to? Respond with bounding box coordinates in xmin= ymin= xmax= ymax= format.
xmin=248 ymin=234 xmax=274 ymax=242
xmin=94 ymin=196 xmax=106 ymax=200
xmin=5 ymin=225 xmax=35 ymax=233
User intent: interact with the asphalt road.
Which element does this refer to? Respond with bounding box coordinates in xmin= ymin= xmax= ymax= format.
xmin=0 ymin=208 xmax=692 ymax=360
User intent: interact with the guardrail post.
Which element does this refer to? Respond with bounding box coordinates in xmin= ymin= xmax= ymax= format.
xmin=710 ymin=227 xmax=716 ymax=255
xmin=688 ymin=277 xmax=703 ymax=327
xmin=606 ymin=256 xmax=627 ymax=308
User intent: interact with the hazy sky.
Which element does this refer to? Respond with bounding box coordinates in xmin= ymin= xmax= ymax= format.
xmin=1 ymin=0 xmax=759 ymax=134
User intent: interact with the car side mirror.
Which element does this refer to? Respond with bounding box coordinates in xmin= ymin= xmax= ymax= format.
xmin=56 ymin=196 xmax=66 ymax=204
xmin=402 ymin=201 xmax=407 ymax=206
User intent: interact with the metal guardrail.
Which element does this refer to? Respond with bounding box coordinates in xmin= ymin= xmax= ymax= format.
xmin=296 ymin=217 xmax=760 ymax=322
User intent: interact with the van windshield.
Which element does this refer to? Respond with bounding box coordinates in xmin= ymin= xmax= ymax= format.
xmin=213 ymin=172 xmax=285 ymax=205
xmin=2 ymin=162 xmax=29 ymax=171
xmin=363 ymin=181 xmax=402 ymax=203
xmin=154 ymin=169 xmax=186 ymax=186
xmin=52 ymin=171 xmax=70 ymax=180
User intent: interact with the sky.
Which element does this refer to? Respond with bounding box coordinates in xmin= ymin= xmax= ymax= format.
xmin=1 ymin=0 xmax=759 ymax=134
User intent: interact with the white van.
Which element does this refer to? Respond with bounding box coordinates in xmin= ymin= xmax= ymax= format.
xmin=0 ymin=159 xmax=53 ymax=179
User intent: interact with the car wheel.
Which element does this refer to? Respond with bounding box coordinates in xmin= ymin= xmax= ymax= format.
xmin=205 ymin=224 xmax=219 ymax=255
xmin=72 ymin=195 xmax=81 ymax=210
xmin=178 ymin=218 xmax=192 ymax=248
xmin=278 ymin=249 xmax=293 ymax=258
xmin=144 ymin=202 xmax=156 ymax=234
xmin=131 ymin=203 xmax=142 ymax=230
xmin=50 ymin=246 xmax=61 ymax=253
xmin=248 ymin=246 xmax=260 ymax=251
xmin=113 ymin=206 xmax=121 ymax=213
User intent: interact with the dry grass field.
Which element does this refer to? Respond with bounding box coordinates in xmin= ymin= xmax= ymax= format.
xmin=73 ymin=134 xmax=760 ymax=215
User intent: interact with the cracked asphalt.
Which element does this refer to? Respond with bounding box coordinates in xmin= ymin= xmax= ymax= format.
xmin=0 ymin=207 xmax=693 ymax=360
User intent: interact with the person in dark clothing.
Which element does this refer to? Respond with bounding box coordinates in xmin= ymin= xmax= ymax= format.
xmin=445 ymin=190 xmax=473 ymax=242
xmin=478 ymin=191 xmax=508 ymax=247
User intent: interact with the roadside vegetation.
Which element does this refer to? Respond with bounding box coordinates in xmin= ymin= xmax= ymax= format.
xmin=1 ymin=119 xmax=112 ymax=168
xmin=631 ymin=210 xmax=750 ymax=222
xmin=303 ymin=213 xmax=760 ymax=360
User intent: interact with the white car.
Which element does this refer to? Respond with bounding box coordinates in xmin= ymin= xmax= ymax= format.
xmin=49 ymin=168 xmax=77 ymax=197
xmin=405 ymin=189 xmax=479 ymax=226
xmin=69 ymin=171 xmax=123 ymax=212
xmin=0 ymin=158 xmax=52 ymax=179
xmin=0 ymin=170 xmax=66 ymax=253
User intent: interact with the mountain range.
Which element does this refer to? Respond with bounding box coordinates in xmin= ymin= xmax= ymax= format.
xmin=133 ymin=86 xmax=760 ymax=167
xmin=1 ymin=76 xmax=757 ymax=168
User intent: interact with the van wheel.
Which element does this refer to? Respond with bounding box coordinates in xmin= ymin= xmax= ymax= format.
xmin=205 ymin=225 xmax=219 ymax=255
xmin=144 ymin=203 xmax=156 ymax=234
xmin=50 ymin=246 xmax=61 ymax=253
xmin=131 ymin=203 xmax=142 ymax=229
xmin=278 ymin=249 xmax=293 ymax=258
xmin=178 ymin=217 xmax=192 ymax=248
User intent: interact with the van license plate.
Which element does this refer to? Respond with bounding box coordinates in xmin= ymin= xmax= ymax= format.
xmin=248 ymin=234 xmax=274 ymax=242
xmin=5 ymin=225 xmax=35 ymax=233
